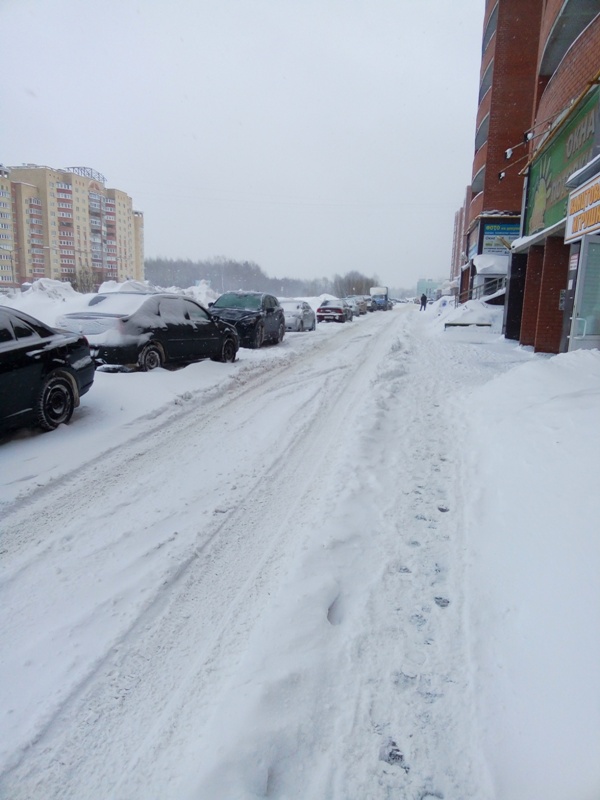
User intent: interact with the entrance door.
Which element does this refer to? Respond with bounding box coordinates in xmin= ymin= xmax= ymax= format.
xmin=570 ymin=235 xmax=600 ymax=351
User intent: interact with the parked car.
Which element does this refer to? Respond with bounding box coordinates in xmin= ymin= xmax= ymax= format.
xmin=344 ymin=298 xmax=361 ymax=317
xmin=0 ymin=306 xmax=95 ymax=432
xmin=362 ymin=295 xmax=377 ymax=312
xmin=349 ymin=296 xmax=368 ymax=315
xmin=208 ymin=291 xmax=285 ymax=348
xmin=316 ymin=298 xmax=353 ymax=323
xmin=57 ymin=292 xmax=239 ymax=370
xmin=280 ymin=299 xmax=316 ymax=332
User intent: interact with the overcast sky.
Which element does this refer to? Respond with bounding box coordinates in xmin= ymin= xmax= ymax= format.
xmin=2 ymin=0 xmax=483 ymax=289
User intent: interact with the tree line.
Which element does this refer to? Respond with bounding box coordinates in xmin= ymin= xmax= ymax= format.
xmin=144 ymin=257 xmax=403 ymax=298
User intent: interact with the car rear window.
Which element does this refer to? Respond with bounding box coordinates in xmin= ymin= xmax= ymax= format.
xmin=87 ymin=293 xmax=152 ymax=315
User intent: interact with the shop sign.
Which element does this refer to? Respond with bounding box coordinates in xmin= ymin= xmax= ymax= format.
xmin=565 ymin=172 xmax=600 ymax=242
xmin=525 ymin=87 xmax=599 ymax=236
xmin=482 ymin=221 xmax=520 ymax=254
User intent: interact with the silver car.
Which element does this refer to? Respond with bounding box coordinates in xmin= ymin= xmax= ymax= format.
xmin=280 ymin=299 xmax=316 ymax=332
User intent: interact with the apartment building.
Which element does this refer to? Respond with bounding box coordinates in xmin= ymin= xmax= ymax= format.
xmin=3 ymin=164 xmax=143 ymax=290
xmin=452 ymin=1 xmax=600 ymax=354
xmin=452 ymin=0 xmax=544 ymax=303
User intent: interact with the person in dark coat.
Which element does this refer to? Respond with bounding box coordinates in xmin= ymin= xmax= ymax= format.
xmin=420 ymin=293 xmax=428 ymax=311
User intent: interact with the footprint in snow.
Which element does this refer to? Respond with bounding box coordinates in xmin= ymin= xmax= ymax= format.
xmin=434 ymin=597 xmax=450 ymax=608
xmin=379 ymin=738 xmax=409 ymax=773
xmin=437 ymin=505 xmax=450 ymax=513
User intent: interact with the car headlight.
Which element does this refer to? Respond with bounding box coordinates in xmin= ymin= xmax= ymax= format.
xmin=237 ymin=315 xmax=259 ymax=329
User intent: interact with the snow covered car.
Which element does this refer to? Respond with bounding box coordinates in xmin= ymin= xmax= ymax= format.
xmin=0 ymin=306 xmax=95 ymax=432
xmin=57 ymin=292 xmax=239 ymax=370
xmin=208 ymin=291 xmax=285 ymax=348
xmin=316 ymin=298 xmax=353 ymax=323
xmin=280 ymin=299 xmax=316 ymax=332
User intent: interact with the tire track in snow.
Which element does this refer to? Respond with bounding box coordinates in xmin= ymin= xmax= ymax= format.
xmin=0 ymin=311 xmax=404 ymax=798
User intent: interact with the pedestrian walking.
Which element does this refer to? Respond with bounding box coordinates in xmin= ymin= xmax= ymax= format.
xmin=420 ymin=293 xmax=428 ymax=311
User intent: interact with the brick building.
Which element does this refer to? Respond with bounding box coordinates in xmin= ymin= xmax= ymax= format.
xmin=452 ymin=0 xmax=544 ymax=304
xmin=452 ymin=1 xmax=600 ymax=354
xmin=1 ymin=164 xmax=144 ymax=291
xmin=506 ymin=5 xmax=600 ymax=353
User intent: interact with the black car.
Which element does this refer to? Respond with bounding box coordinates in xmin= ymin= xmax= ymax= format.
xmin=208 ymin=291 xmax=285 ymax=348
xmin=57 ymin=292 xmax=239 ymax=370
xmin=0 ymin=306 xmax=95 ymax=432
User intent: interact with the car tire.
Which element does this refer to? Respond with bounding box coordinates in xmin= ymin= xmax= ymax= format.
xmin=35 ymin=371 xmax=76 ymax=431
xmin=299 ymin=320 xmax=304 ymax=332
xmin=275 ymin=322 xmax=285 ymax=343
xmin=248 ymin=323 xmax=264 ymax=349
xmin=138 ymin=343 xmax=164 ymax=371
xmin=213 ymin=336 xmax=237 ymax=363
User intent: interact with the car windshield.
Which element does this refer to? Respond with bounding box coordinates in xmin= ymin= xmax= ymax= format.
xmin=212 ymin=293 xmax=262 ymax=310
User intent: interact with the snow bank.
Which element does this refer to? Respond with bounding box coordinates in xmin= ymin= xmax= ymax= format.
xmin=465 ymin=348 xmax=600 ymax=799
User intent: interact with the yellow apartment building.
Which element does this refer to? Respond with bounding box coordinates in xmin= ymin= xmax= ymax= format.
xmin=2 ymin=164 xmax=143 ymax=290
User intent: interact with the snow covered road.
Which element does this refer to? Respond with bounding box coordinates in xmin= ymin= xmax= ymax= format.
xmin=0 ymin=307 xmax=567 ymax=798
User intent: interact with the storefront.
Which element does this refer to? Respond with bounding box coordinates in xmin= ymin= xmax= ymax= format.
xmin=504 ymin=85 xmax=600 ymax=353
xmin=564 ymin=161 xmax=600 ymax=351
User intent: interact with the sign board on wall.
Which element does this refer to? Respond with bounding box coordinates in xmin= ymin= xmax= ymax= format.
xmin=565 ymin=172 xmax=600 ymax=242
xmin=482 ymin=222 xmax=520 ymax=254
xmin=525 ymin=87 xmax=600 ymax=236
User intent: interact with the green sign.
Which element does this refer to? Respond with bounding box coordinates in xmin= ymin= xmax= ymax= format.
xmin=525 ymin=87 xmax=600 ymax=236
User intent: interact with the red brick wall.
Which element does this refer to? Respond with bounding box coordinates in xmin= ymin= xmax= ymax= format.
xmin=481 ymin=0 xmax=544 ymax=213
xmin=520 ymin=245 xmax=544 ymax=346
xmin=536 ymin=16 xmax=600 ymax=127
xmin=534 ymin=237 xmax=569 ymax=353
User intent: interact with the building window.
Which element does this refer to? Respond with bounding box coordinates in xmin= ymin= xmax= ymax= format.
xmin=475 ymin=114 xmax=490 ymax=152
xmin=482 ymin=4 xmax=498 ymax=52
xmin=472 ymin=166 xmax=486 ymax=195
xmin=479 ymin=60 xmax=493 ymax=103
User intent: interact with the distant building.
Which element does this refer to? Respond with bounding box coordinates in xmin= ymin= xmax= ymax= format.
xmin=416 ymin=278 xmax=444 ymax=299
xmin=1 ymin=164 xmax=143 ymax=290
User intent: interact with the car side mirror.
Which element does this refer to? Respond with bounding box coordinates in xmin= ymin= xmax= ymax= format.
xmin=208 ymin=302 xmax=214 ymax=307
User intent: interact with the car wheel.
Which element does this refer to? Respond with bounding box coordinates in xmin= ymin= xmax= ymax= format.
xmin=35 ymin=371 xmax=76 ymax=430
xmin=138 ymin=343 xmax=164 ymax=371
xmin=299 ymin=320 xmax=304 ymax=332
xmin=276 ymin=322 xmax=285 ymax=343
xmin=248 ymin=323 xmax=264 ymax=349
xmin=214 ymin=336 xmax=237 ymax=363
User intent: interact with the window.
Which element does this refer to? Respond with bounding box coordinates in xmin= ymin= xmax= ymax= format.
xmin=479 ymin=60 xmax=493 ymax=103
xmin=475 ymin=114 xmax=490 ymax=152
xmin=184 ymin=299 xmax=210 ymax=322
xmin=472 ymin=165 xmax=486 ymax=195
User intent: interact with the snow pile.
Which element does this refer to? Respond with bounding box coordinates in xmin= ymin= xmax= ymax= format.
xmin=0 ymin=279 xmax=96 ymax=327
xmin=465 ymin=348 xmax=600 ymax=799
xmin=428 ymin=297 xmax=504 ymax=333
